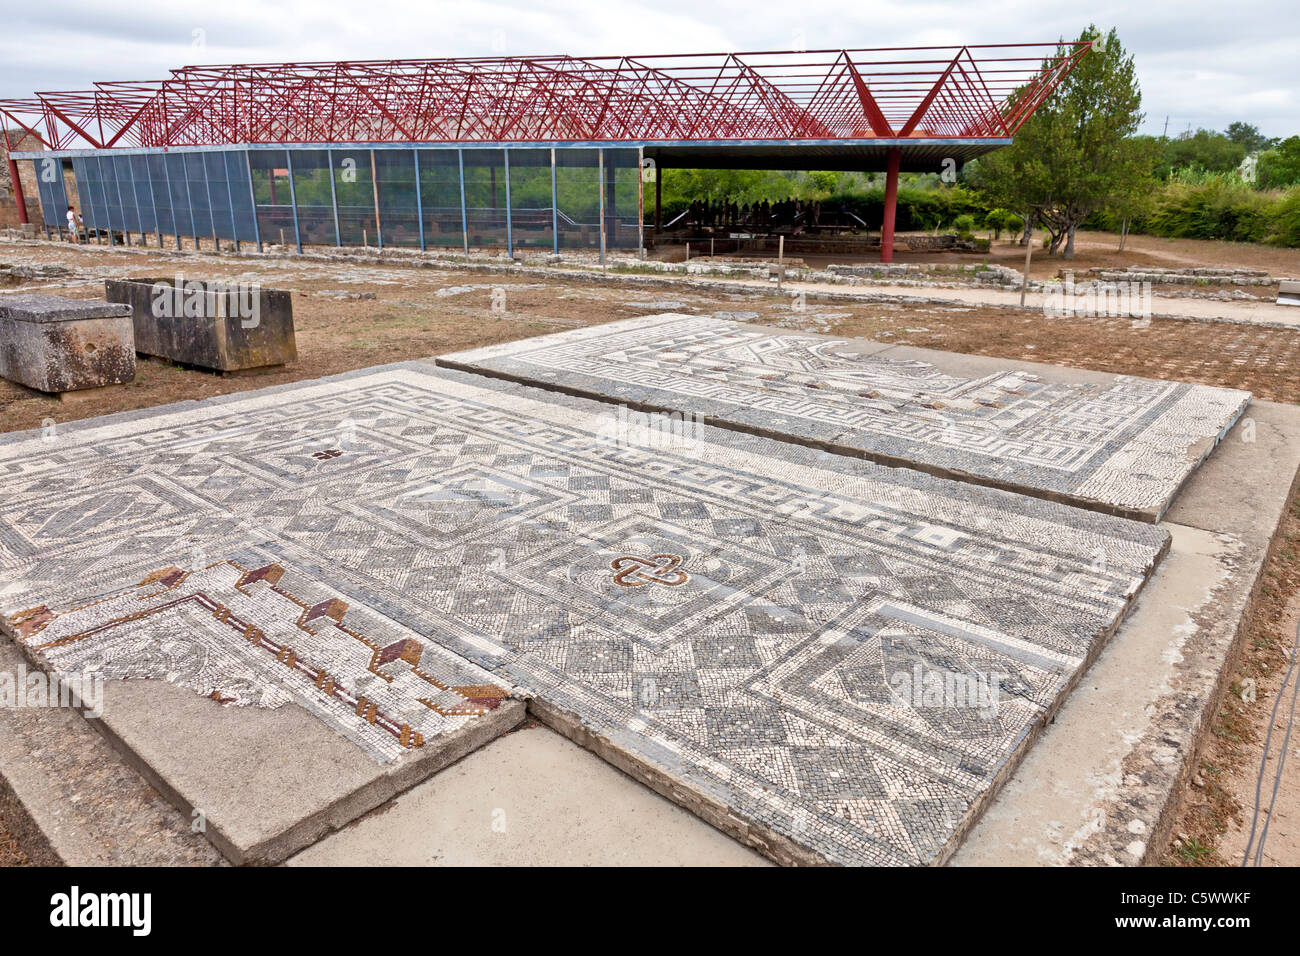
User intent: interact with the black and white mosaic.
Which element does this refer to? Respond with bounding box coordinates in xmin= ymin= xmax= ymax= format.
xmin=0 ymin=364 xmax=1169 ymax=864
xmin=440 ymin=314 xmax=1251 ymax=520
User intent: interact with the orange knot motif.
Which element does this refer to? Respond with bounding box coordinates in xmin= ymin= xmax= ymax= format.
xmin=610 ymin=553 xmax=689 ymax=588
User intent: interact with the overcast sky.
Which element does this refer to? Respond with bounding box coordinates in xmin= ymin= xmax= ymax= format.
xmin=2 ymin=0 xmax=1295 ymax=139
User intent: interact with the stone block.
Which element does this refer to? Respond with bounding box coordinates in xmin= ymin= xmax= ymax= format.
xmin=104 ymin=277 xmax=296 ymax=372
xmin=1277 ymin=278 xmax=1300 ymax=306
xmin=0 ymin=293 xmax=134 ymax=393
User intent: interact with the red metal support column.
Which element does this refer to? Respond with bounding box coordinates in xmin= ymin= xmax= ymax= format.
xmin=8 ymin=158 xmax=29 ymax=224
xmin=880 ymin=147 xmax=901 ymax=263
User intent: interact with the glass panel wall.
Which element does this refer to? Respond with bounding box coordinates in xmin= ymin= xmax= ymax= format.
xmin=165 ymin=153 xmax=193 ymax=240
xmin=554 ymin=149 xmax=600 ymax=250
xmin=93 ymin=157 xmax=111 ymax=236
xmin=185 ymin=153 xmax=213 ymax=240
xmin=225 ymin=151 xmax=257 ymax=245
xmin=147 ymin=154 xmax=173 ymax=241
xmin=32 ymin=157 xmax=67 ymax=228
xmin=202 ymin=152 xmax=235 ymax=241
xmin=72 ymin=157 xmax=99 ymax=231
xmin=33 ymin=145 xmax=643 ymax=254
xmin=112 ymin=155 xmax=140 ymax=234
xmin=375 ymin=150 xmax=420 ymax=248
xmin=104 ymin=156 xmax=128 ymax=235
xmin=461 ymin=149 xmax=507 ymax=250
xmin=130 ymin=154 xmax=157 ymax=236
xmin=418 ymin=149 xmax=464 ymax=248
xmin=290 ymin=149 xmax=336 ymax=246
xmin=332 ymin=149 xmax=376 ymax=246
xmin=508 ymin=149 xmax=553 ymax=253
xmin=249 ymin=149 xmax=295 ymax=247
xmin=607 ymin=148 xmax=641 ymax=251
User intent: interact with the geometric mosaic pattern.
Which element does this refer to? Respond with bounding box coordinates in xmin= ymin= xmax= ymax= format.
xmin=0 ymin=364 xmax=1169 ymax=865
xmin=441 ymin=314 xmax=1251 ymax=521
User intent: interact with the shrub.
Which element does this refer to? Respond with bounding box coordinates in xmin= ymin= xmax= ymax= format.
xmin=1268 ymin=188 xmax=1300 ymax=247
xmin=1146 ymin=175 xmax=1276 ymax=243
xmin=951 ymin=214 xmax=977 ymax=238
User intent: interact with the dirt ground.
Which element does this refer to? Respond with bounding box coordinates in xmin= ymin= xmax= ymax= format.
xmin=2 ymin=232 xmax=1299 ymax=868
xmin=0 ymin=808 xmax=31 ymax=866
xmin=658 ymin=228 xmax=1300 ymax=283
xmin=4 ymin=238 xmax=1300 ymax=433
xmin=922 ymin=229 xmax=1300 ymax=280
xmin=1165 ymin=493 xmax=1300 ymax=868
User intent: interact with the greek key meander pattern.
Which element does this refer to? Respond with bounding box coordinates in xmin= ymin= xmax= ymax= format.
xmin=0 ymin=366 xmax=1169 ymax=865
xmin=442 ymin=314 xmax=1251 ymax=518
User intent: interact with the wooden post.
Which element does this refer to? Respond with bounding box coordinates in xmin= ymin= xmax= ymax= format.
xmin=598 ymin=150 xmax=607 ymax=270
xmin=1020 ymin=225 xmax=1033 ymax=307
xmin=654 ymin=170 xmax=662 ymax=233
xmin=370 ymin=151 xmax=383 ymax=249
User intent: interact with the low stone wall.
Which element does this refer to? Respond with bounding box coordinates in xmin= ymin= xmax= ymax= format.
xmin=104 ymin=277 xmax=296 ymax=372
xmin=903 ymin=234 xmax=991 ymax=253
xmin=1077 ymin=266 xmax=1280 ymax=286
xmin=0 ymin=293 xmax=134 ymax=393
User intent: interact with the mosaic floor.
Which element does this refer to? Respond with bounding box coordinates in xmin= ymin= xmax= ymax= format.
xmin=440 ymin=314 xmax=1251 ymax=520
xmin=12 ymin=559 xmax=513 ymax=762
xmin=0 ymin=363 xmax=1169 ymax=865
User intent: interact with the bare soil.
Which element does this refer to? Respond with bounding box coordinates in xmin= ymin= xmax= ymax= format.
xmin=0 ymin=807 xmax=32 ymax=866
xmin=1166 ymin=496 xmax=1300 ymax=867
xmin=971 ymin=230 xmax=1300 ymax=280
xmin=659 ymin=229 xmax=1300 ymax=281
xmin=4 ymin=238 xmax=1300 ymax=432
xmin=2 ymin=232 xmax=1300 ymax=867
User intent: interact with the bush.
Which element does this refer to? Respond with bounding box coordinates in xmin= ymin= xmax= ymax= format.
xmin=1146 ymin=175 xmax=1276 ymax=243
xmin=1269 ymin=188 xmax=1300 ymax=246
xmin=951 ymin=214 xmax=977 ymax=238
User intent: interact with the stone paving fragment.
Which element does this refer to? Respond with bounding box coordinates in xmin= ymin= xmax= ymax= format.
xmin=440 ymin=313 xmax=1251 ymax=520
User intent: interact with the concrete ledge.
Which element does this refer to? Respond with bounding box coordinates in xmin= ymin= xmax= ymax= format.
xmin=529 ymin=696 xmax=827 ymax=867
xmin=289 ymin=723 xmax=770 ymax=866
xmin=954 ymin=401 xmax=1300 ymax=865
xmin=75 ymin=678 xmax=525 ymax=866
xmin=0 ymin=637 xmax=225 ymax=866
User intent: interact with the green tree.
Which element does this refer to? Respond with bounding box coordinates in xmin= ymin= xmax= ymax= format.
xmin=1257 ymin=137 xmax=1300 ymax=189
xmin=968 ymin=26 xmax=1154 ymax=258
xmin=1225 ymin=121 xmax=1272 ymax=155
xmin=1160 ymin=129 xmax=1247 ymax=176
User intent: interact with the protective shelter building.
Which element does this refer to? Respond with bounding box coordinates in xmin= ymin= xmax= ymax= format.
xmin=2 ymin=43 xmax=1089 ymax=262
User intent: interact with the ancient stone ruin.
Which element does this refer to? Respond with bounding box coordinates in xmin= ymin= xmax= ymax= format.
xmin=105 ymin=277 xmax=296 ymax=373
xmin=0 ymin=292 xmax=134 ymax=394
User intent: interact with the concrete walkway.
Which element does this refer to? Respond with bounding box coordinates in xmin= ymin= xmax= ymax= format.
xmin=738 ymin=277 xmax=1300 ymax=328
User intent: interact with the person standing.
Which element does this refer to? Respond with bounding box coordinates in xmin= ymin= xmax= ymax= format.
xmin=65 ymin=206 xmax=81 ymax=244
